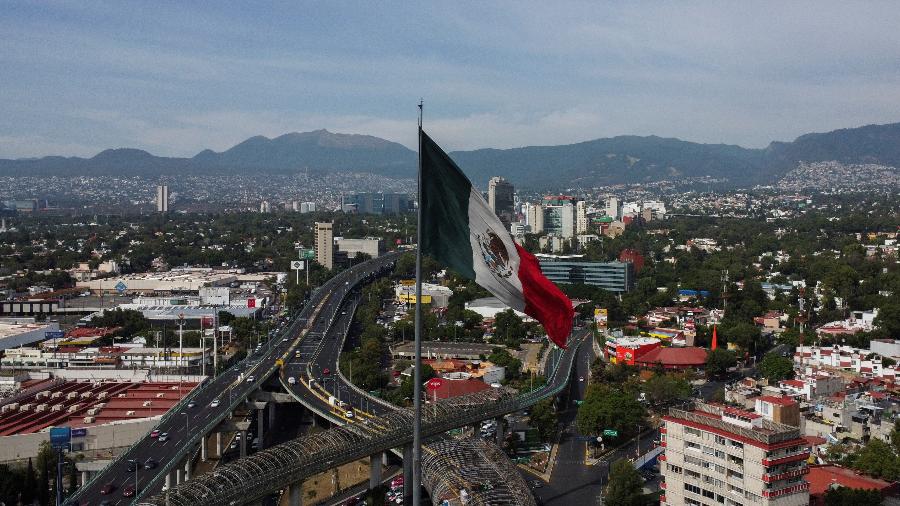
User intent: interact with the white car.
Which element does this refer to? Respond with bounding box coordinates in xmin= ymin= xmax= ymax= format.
xmin=288 ymin=377 xmax=296 ymax=385
xmin=210 ymin=399 xmax=220 ymax=408
xmin=345 ymin=410 xmax=354 ymax=418
xmin=246 ymin=376 xmax=255 ymax=382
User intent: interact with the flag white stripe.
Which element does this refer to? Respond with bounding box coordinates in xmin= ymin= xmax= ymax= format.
xmin=465 ymin=186 xmax=526 ymax=312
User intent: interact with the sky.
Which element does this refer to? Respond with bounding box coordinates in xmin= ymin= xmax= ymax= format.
xmin=3 ymin=1 xmax=900 ymax=159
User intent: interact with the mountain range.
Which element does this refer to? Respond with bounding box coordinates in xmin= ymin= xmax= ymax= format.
xmin=4 ymin=122 xmax=900 ymax=188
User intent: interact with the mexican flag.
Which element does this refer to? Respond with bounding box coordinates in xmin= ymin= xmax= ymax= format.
xmin=420 ymin=130 xmax=574 ymax=348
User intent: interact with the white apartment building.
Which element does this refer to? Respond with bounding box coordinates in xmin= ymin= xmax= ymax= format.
xmin=661 ymin=402 xmax=809 ymax=506
xmin=315 ymin=222 xmax=334 ymax=270
xmin=794 ymin=344 xmax=895 ymax=378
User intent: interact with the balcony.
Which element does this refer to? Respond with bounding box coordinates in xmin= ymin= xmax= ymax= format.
xmin=762 ymin=466 xmax=809 ymax=483
xmin=660 ymin=426 xmax=667 ymax=434
xmin=762 ymin=451 xmax=810 ymax=467
xmin=762 ymin=481 xmax=810 ymax=498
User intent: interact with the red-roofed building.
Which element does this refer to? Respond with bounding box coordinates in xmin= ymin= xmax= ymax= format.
xmin=755 ymin=396 xmax=800 ymax=427
xmin=661 ymin=401 xmax=810 ymax=505
xmin=633 ymin=346 xmax=707 ymax=370
xmin=807 ymin=465 xmax=900 ymax=505
xmin=428 ymin=379 xmax=491 ymax=400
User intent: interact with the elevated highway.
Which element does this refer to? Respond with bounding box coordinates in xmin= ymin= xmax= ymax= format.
xmin=70 ymin=253 xmax=399 ymax=506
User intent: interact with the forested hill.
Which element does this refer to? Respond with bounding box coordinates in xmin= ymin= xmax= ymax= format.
xmin=3 ymin=122 xmax=900 ymax=189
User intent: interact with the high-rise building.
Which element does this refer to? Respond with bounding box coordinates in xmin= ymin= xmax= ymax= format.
xmin=543 ymin=196 xmax=576 ymax=239
xmin=259 ymin=200 xmax=271 ymax=213
xmin=156 ymin=185 xmax=169 ymax=213
xmin=525 ymin=203 xmax=544 ymax=234
xmin=487 ymin=177 xmax=515 ymax=224
xmin=576 ymin=201 xmax=588 ymax=234
xmin=604 ymin=196 xmax=621 ymax=219
xmin=536 ymin=255 xmax=634 ymax=292
xmin=300 ymin=202 xmax=316 ymax=213
xmin=315 ymin=222 xmax=334 ymax=270
xmin=660 ymin=402 xmax=810 ymax=506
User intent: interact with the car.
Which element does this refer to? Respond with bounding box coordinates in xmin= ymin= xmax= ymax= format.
xmin=99 ymin=483 xmax=115 ymax=495
xmin=122 ymin=484 xmax=136 ymax=497
xmin=150 ymin=429 xmax=160 ymax=438
xmin=247 ymin=375 xmax=255 ymax=382
xmin=158 ymin=432 xmax=169 ymax=442
xmin=144 ymin=458 xmax=157 ymax=470
xmin=229 ymin=441 xmax=238 ymax=450
xmin=323 ymin=368 xmax=331 ymax=375
xmin=210 ymin=399 xmax=220 ymax=408
xmin=187 ymin=401 xmax=195 ymax=408
xmin=579 ymin=376 xmax=584 ymax=382
xmin=345 ymin=410 xmax=354 ymax=418
xmin=529 ymin=479 xmax=544 ymax=489
xmin=282 ymin=338 xmax=288 ymax=343
xmin=99 ymin=501 xmax=113 ymax=506
xmin=288 ymin=377 xmax=296 ymax=385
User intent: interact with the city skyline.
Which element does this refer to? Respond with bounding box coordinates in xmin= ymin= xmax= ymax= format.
xmin=4 ymin=2 xmax=900 ymax=159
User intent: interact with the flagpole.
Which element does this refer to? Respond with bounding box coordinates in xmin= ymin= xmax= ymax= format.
xmin=412 ymin=99 xmax=424 ymax=506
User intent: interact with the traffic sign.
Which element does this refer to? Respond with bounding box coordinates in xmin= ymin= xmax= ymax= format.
xmin=425 ymin=378 xmax=444 ymax=390
xmin=290 ymin=260 xmax=304 ymax=270
xmin=299 ymin=249 xmax=315 ymax=260
xmin=45 ymin=330 xmax=65 ymax=339
xmin=602 ymin=429 xmax=618 ymax=437
xmin=114 ymin=281 xmax=127 ymax=294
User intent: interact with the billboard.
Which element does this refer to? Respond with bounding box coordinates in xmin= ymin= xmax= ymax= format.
xmin=71 ymin=428 xmax=87 ymax=438
xmin=399 ymin=293 xmax=432 ymax=304
xmin=594 ymin=308 xmax=608 ymax=329
xmin=49 ymin=427 xmax=71 ymax=451
xmin=247 ymin=298 xmax=256 ymax=308
xmin=400 ymin=279 xmax=415 ymax=286
xmin=299 ymin=249 xmax=316 ymax=260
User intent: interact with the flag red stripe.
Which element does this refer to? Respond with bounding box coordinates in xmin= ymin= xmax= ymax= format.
xmin=513 ymin=243 xmax=574 ymax=348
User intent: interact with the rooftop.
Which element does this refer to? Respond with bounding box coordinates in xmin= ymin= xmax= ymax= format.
xmin=807 ymin=465 xmax=898 ymax=497
xmin=634 ymin=346 xmax=707 ymax=366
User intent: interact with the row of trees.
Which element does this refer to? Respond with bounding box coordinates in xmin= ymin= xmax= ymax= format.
xmin=0 ymin=442 xmax=79 ymax=506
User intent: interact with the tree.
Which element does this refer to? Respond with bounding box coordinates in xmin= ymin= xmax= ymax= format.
xmin=529 ymin=398 xmax=558 ymax=442
xmin=705 ymin=349 xmax=737 ymax=378
xmin=823 ymin=486 xmax=883 ymax=506
xmin=759 ymin=353 xmax=794 ymax=382
xmin=642 ymin=373 xmax=691 ymax=406
xmin=875 ymin=300 xmax=900 ymax=338
xmin=577 ymin=384 xmax=647 ymax=438
xmin=845 ymin=438 xmax=900 ymax=481
xmin=604 ymin=459 xmax=644 ymax=506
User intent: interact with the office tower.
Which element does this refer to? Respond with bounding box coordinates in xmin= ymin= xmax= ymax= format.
xmin=259 ymin=200 xmax=271 ymax=213
xmin=576 ymin=201 xmax=588 ymax=234
xmin=660 ymin=402 xmax=809 ymax=506
xmin=543 ymin=196 xmax=576 ymax=239
xmin=487 ymin=177 xmax=515 ymax=223
xmin=525 ymin=203 xmax=544 ymax=234
xmin=156 ymin=185 xmax=169 ymax=212
xmin=315 ymin=222 xmax=334 ymax=270
xmin=604 ymin=196 xmax=621 ymax=220
xmin=344 ymin=193 xmax=410 ymax=214
xmin=300 ymin=202 xmax=316 ymax=213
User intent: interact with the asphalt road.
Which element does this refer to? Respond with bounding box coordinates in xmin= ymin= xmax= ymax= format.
xmin=71 ymin=253 xmax=399 ymax=506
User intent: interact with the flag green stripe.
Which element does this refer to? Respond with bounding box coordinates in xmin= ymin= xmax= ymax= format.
xmin=420 ymin=131 xmax=476 ymax=279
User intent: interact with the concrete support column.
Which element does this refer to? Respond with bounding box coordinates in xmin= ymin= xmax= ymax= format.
xmin=495 ymin=417 xmax=504 ymax=446
xmin=201 ymin=434 xmax=208 ymax=461
xmin=240 ymin=429 xmax=248 ymax=458
xmin=165 ymin=472 xmax=172 ymax=490
xmin=268 ymin=401 xmax=276 ymax=432
xmin=288 ymin=482 xmax=302 ymax=506
xmin=80 ymin=471 xmax=89 ymax=486
xmin=184 ymin=458 xmax=191 ymax=481
xmin=216 ymin=432 xmax=223 ymax=458
xmin=369 ymin=452 xmax=383 ymax=490
xmin=176 ymin=468 xmax=183 ymax=485
xmin=402 ymin=444 xmax=413 ymax=506
xmin=257 ymin=407 xmax=266 ymax=450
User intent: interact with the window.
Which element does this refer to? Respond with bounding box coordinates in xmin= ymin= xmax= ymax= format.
xmin=686 ymin=427 xmax=702 ymax=437
xmin=703 ymin=445 xmax=716 ymax=455
xmin=714 ymin=449 xmax=726 ymax=459
xmin=686 ymin=469 xmax=701 ymax=479
xmin=668 ymin=465 xmax=683 ymax=474
xmin=730 ymin=440 xmax=743 ymax=449
xmin=685 ymin=483 xmax=702 ymax=495
xmin=687 ymin=441 xmax=702 ymax=451
xmin=714 ymin=464 xmax=726 ymax=474
xmin=703 ymin=489 xmax=716 ymax=499
xmin=686 ymin=498 xmax=702 ymax=506
xmin=715 ymin=435 xmax=727 ymax=445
